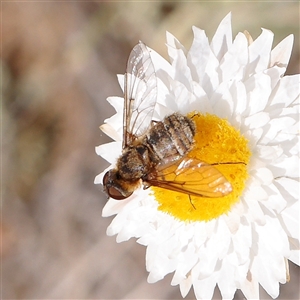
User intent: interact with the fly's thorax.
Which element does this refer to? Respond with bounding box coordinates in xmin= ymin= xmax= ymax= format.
xmin=117 ymin=144 xmax=155 ymax=180
xmin=145 ymin=113 xmax=195 ymax=162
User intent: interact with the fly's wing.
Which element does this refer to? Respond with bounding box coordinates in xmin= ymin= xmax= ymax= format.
xmin=145 ymin=157 xmax=232 ymax=198
xmin=123 ymin=41 xmax=157 ymax=148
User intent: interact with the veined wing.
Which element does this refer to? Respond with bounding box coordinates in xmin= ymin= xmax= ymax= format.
xmin=145 ymin=157 xmax=232 ymax=198
xmin=123 ymin=41 xmax=157 ymax=148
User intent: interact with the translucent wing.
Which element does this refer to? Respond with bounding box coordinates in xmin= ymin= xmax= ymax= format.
xmin=123 ymin=41 xmax=157 ymax=148
xmin=145 ymin=157 xmax=232 ymax=197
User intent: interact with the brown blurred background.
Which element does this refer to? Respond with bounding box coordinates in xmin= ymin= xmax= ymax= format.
xmin=2 ymin=2 xmax=299 ymax=299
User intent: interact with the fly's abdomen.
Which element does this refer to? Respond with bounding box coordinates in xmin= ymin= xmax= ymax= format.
xmin=145 ymin=113 xmax=195 ymax=162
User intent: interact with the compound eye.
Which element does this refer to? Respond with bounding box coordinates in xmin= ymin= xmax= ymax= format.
xmin=103 ymin=171 xmax=110 ymax=186
xmin=107 ymin=187 xmax=131 ymax=200
xmin=102 ymin=170 xmax=133 ymax=200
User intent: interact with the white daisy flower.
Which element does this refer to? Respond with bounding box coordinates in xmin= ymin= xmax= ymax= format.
xmin=95 ymin=13 xmax=299 ymax=299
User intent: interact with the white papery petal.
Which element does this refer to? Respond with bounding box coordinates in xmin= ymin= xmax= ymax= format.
xmin=289 ymin=249 xmax=300 ymax=265
xmin=270 ymin=34 xmax=294 ymax=68
xmin=269 ymin=74 xmax=300 ymax=108
xmin=218 ymin=256 xmax=237 ymax=299
xmin=179 ymin=275 xmax=193 ymax=298
xmin=100 ymin=124 xmax=121 ymax=141
xmin=117 ymin=74 xmax=124 ymax=92
xmin=95 ymin=141 xmax=121 ymax=164
xmin=247 ymin=28 xmax=274 ymax=76
xmin=166 ymin=31 xmax=186 ymax=61
xmin=210 ymin=12 xmax=232 ymax=61
xmin=187 ymin=26 xmax=210 ymax=83
xmin=244 ymin=73 xmax=272 ymax=116
xmin=220 ymin=32 xmax=248 ymax=82
xmin=202 ymin=50 xmax=220 ymax=98
xmin=280 ymin=200 xmax=300 ymax=240
xmin=165 ymin=31 xmax=190 ymax=97
xmin=231 ymin=81 xmax=248 ymax=115
xmin=193 ymin=272 xmax=218 ymax=300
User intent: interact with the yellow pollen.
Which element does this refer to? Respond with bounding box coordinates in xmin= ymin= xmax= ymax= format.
xmin=151 ymin=113 xmax=251 ymax=222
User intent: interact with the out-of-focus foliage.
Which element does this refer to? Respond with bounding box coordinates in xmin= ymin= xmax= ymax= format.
xmin=2 ymin=2 xmax=299 ymax=299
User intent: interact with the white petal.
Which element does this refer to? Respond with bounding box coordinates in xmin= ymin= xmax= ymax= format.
xmin=264 ymin=66 xmax=286 ymax=89
xmin=256 ymin=144 xmax=282 ymax=162
xmin=179 ymin=275 xmax=193 ymax=298
xmin=149 ymin=46 xmax=174 ymax=77
xmin=280 ymin=200 xmax=299 ymax=240
xmin=243 ymin=193 xmax=266 ymax=225
xmin=244 ymin=73 xmax=272 ymax=116
xmin=193 ymin=271 xmax=218 ymax=300
xmin=289 ymin=249 xmax=300 ymax=265
xmin=252 ymin=254 xmax=280 ymax=298
xmin=251 ymin=167 xmax=274 ymax=185
xmin=232 ymin=217 xmax=252 ymax=264
xmin=222 ymin=210 xmax=240 ymax=234
xmin=272 ymin=155 xmax=299 ymax=178
xmin=220 ymin=32 xmax=248 ymax=82
xmin=166 ymin=31 xmax=186 ymax=63
xmin=100 ymin=123 xmax=121 ymax=141
xmin=269 ymin=74 xmax=300 ymax=107
xmin=270 ymin=34 xmax=294 ymax=69
xmin=187 ymin=26 xmax=210 ymax=83
xmin=107 ymin=96 xmax=124 ymax=112
xmin=95 ymin=141 xmax=121 ymax=164
xmin=202 ymin=50 xmax=220 ymax=98
xmin=239 ymin=272 xmax=259 ymax=299
xmin=231 ymin=81 xmax=247 ymax=115
xmin=274 ymin=177 xmax=299 ymax=204
xmin=246 ymin=28 xmax=274 ymax=76
xmin=94 ymin=165 xmax=110 ymax=185
xmin=210 ymin=12 xmax=232 ymax=61
xmin=218 ymin=256 xmax=237 ymax=299
xmin=260 ymin=115 xmax=296 ymax=144
xmin=251 ymin=218 xmax=290 ymax=297
xmin=117 ymin=74 xmax=124 ymax=91
xmin=244 ymin=111 xmax=270 ymax=129
xmin=171 ymin=243 xmax=198 ymax=285
xmin=259 ymin=183 xmax=287 ymax=213
xmin=103 ymin=197 xmax=134 ymax=218
xmin=173 ymin=49 xmax=193 ymax=92
xmin=211 ymin=81 xmax=234 ymax=118
xmin=191 ymin=81 xmax=213 ymax=113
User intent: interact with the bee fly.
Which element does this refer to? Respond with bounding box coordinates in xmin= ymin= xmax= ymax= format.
xmin=103 ymin=42 xmax=232 ymax=200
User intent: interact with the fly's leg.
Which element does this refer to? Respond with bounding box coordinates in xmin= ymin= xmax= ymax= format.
xmin=188 ymin=194 xmax=196 ymax=210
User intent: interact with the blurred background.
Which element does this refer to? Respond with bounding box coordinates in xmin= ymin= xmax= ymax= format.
xmin=2 ymin=1 xmax=299 ymax=299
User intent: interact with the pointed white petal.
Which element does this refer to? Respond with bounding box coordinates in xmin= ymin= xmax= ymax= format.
xmin=270 ymin=34 xmax=294 ymax=69
xmin=210 ymin=12 xmax=232 ymax=61
xmin=240 ymin=272 xmax=260 ymax=299
xmin=246 ymin=28 xmax=274 ymax=76
xmin=100 ymin=123 xmax=121 ymax=141
xmin=280 ymin=200 xmax=299 ymax=240
xmin=244 ymin=73 xmax=272 ymax=116
xmin=202 ymin=50 xmax=220 ymax=98
xmin=179 ymin=275 xmax=193 ymax=298
xmin=187 ymin=26 xmax=210 ymax=83
xmin=269 ymin=74 xmax=300 ymax=107
xmin=117 ymin=74 xmax=124 ymax=91
xmin=220 ymin=31 xmax=248 ymax=82
xmin=274 ymin=177 xmax=299 ymax=204
xmin=193 ymin=272 xmax=218 ymax=300
xmin=218 ymin=256 xmax=237 ymax=299
xmin=166 ymin=31 xmax=186 ymax=63
xmin=95 ymin=141 xmax=121 ymax=164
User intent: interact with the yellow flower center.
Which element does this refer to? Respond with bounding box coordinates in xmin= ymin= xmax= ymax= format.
xmin=151 ymin=113 xmax=251 ymax=222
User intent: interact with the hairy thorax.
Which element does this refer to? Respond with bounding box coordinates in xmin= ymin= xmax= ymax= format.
xmin=117 ymin=113 xmax=195 ymax=181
